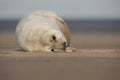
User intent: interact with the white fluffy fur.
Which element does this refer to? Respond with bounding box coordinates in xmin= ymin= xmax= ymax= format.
xmin=16 ymin=10 xmax=71 ymax=52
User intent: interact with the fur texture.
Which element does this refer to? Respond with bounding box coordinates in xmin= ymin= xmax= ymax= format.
xmin=16 ymin=10 xmax=71 ymax=52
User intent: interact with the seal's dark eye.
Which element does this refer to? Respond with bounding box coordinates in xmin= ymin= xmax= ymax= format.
xmin=52 ymin=35 xmax=56 ymax=41
xmin=50 ymin=35 xmax=56 ymax=42
xmin=51 ymin=49 xmax=54 ymax=52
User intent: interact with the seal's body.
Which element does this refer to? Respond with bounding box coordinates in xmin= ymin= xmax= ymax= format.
xmin=16 ymin=10 xmax=71 ymax=52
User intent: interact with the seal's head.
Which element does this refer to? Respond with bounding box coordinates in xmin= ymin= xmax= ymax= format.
xmin=42 ymin=29 xmax=67 ymax=52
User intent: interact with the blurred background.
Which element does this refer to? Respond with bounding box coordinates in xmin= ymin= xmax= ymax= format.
xmin=0 ymin=0 xmax=120 ymax=20
xmin=0 ymin=0 xmax=120 ymax=49
xmin=0 ymin=1 xmax=120 ymax=80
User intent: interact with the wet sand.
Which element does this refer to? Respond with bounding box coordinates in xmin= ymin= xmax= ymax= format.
xmin=0 ymin=33 xmax=120 ymax=80
xmin=0 ymin=52 xmax=120 ymax=80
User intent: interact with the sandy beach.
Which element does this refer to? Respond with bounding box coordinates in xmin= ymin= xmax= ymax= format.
xmin=0 ymin=32 xmax=120 ymax=80
xmin=0 ymin=19 xmax=120 ymax=80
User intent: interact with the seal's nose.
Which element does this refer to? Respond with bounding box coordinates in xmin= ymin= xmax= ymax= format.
xmin=62 ymin=42 xmax=66 ymax=50
xmin=63 ymin=42 xmax=66 ymax=47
